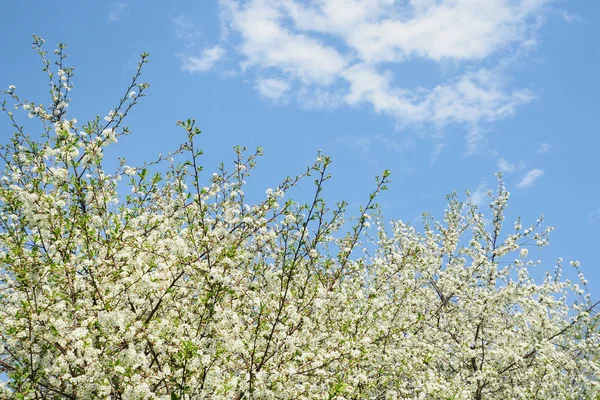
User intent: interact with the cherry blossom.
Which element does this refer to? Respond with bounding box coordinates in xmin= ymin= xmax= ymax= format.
xmin=0 ymin=37 xmax=598 ymax=400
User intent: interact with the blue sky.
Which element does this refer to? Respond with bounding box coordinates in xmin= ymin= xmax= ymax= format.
xmin=1 ymin=1 xmax=599 ymax=294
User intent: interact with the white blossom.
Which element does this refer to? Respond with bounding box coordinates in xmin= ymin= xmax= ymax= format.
xmin=123 ymin=166 xmax=136 ymax=176
xmin=0 ymin=39 xmax=597 ymax=400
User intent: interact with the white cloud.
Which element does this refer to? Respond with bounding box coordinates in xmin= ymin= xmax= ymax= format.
xmin=537 ymin=142 xmax=551 ymax=154
xmin=180 ymin=46 xmax=226 ymax=73
xmin=470 ymin=179 xmax=490 ymax=208
xmin=109 ymin=3 xmax=128 ymax=22
xmin=497 ymin=157 xmax=527 ymax=173
xmin=516 ymin=168 xmax=544 ymax=188
xmin=275 ymin=0 xmax=547 ymax=63
xmin=342 ymin=65 xmax=533 ymax=124
xmin=189 ymin=0 xmax=551 ymax=149
xmin=498 ymin=158 xmax=517 ymax=172
xmin=223 ymin=1 xmax=348 ymax=85
xmin=255 ymin=78 xmax=290 ymax=102
xmin=340 ymin=65 xmax=534 ymax=153
xmin=425 ymin=69 xmax=535 ymax=126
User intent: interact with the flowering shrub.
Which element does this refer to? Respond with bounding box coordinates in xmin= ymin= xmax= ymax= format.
xmin=0 ymin=37 xmax=599 ymax=400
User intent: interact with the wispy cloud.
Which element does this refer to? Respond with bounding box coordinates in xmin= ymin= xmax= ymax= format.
xmin=497 ymin=157 xmax=525 ymax=173
xmin=255 ymin=78 xmax=290 ymax=102
xmin=517 ymin=168 xmax=544 ymax=188
xmin=296 ymin=87 xmax=344 ymax=110
xmin=206 ymin=0 xmax=549 ymax=151
xmin=537 ymin=142 xmax=551 ymax=154
xmin=498 ymin=158 xmax=516 ymax=172
xmin=174 ymin=15 xmax=225 ymax=73
xmin=180 ymin=45 xmax=226 ymax=73
xmin=173 ymin=15 xmax=201 ymax=43
xmin=430 ymin=143 xmax=446 ymax=165
xmin=561 ymin=11 xmax=583 ymax=24
xmin=109 ymin=3 xmax=128 ymax=22
xmin=470 ymin=179 xmax=490 ymax=208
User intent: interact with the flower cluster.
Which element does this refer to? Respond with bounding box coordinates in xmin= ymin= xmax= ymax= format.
xmin=0 ymin=38 xmax=598 ymax=400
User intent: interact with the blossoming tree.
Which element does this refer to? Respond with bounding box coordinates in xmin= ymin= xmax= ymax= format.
xmin=1 ymin=37 xmax=599 ymax=400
